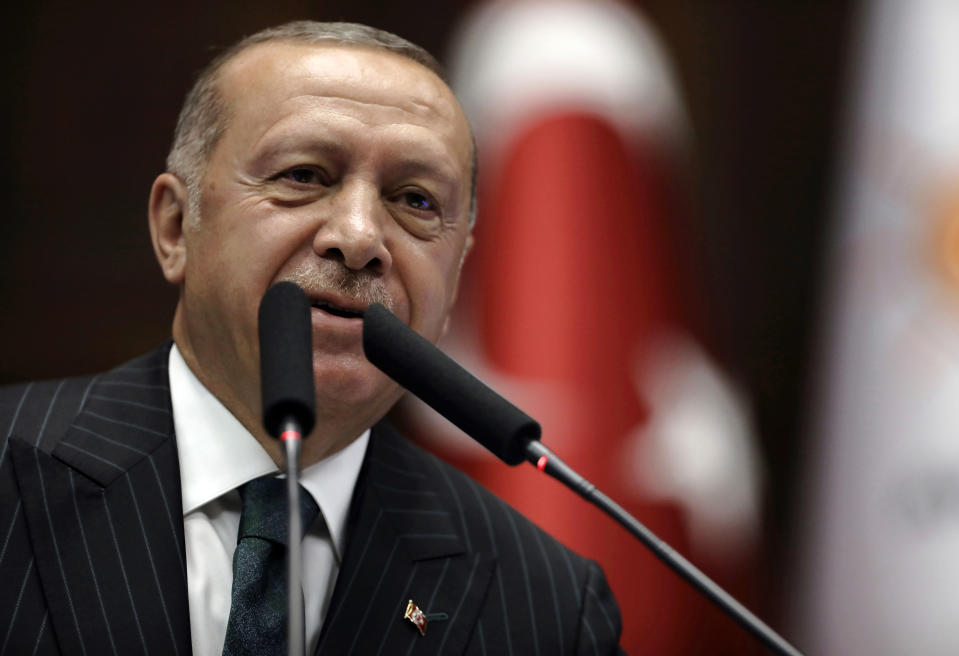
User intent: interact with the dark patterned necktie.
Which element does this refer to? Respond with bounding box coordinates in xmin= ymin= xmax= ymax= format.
xmin=222 ymin=476 xmax=320 ymax=656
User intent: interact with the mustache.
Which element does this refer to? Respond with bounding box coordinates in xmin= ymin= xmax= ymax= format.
xmin=282 ymin=261 xmax=394 ymax=311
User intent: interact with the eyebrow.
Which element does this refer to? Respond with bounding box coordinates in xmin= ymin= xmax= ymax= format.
xmin=390 ymin=156 xmax=461 ymax=185
xmin=250 ymin=135 xmax=348 ymax=166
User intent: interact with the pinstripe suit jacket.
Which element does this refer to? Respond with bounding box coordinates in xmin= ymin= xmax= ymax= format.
xmin=0 ymin=344 xmax=624 ymax=655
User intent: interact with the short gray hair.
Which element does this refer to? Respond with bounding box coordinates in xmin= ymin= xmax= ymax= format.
xmin=166 ymin=21 xmax=477 ymax=225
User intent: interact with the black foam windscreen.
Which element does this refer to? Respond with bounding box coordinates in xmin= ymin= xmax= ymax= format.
xmin=362 ymin=303 xmax=540 ymax=465
xmin=258 ymin=282 xmax=316 ymax=438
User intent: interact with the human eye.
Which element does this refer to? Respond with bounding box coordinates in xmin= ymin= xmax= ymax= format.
xmin=401 ymin=191 xmax=436 ymax=212
xmin=388 ymin=186 xmax=449 ymax=238
xmin=276 ymin=166 xmax=330 ymax=186
xmin=391 ymin=187 xmax=442 ymax=216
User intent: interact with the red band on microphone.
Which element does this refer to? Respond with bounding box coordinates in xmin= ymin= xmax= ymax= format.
xmin=280 ymin=430 xmax=301 ymax=442
xmin=536 ymin=455 xmax=548 ymax=471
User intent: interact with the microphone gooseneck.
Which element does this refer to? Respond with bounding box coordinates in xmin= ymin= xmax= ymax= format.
xmin=361 ymin=302 xmax=804 ymax=656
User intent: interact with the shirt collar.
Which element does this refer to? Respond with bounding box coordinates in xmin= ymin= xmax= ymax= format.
xmin=299 ymin=428 xmax=369 ymax=562
xmin=168 ymin=344 xmax=369 ymax=561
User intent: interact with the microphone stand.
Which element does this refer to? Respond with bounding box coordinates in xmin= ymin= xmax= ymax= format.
xmin=281 ymin=418 xmax=306 ymax=656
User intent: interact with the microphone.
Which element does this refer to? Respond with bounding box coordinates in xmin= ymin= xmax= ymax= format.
xmin=259 ymin=281 xmax=316 ymax=438
xmin=362 ymin=303 xmax=803 ymax=656
xmin=258 ymin=281 xmax=315 ymax=656
xmin=362 ymin=302 xmax=539 ymax=465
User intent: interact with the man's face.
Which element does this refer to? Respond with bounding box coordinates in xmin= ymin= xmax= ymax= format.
xmin=167 ymin=42 xmax=473 ymax=448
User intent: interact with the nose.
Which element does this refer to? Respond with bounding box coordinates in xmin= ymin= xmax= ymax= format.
xmin=313 ymin=181 xmax=391 ymax=274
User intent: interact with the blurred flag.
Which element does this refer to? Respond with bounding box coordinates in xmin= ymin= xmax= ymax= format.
xmin=796 ymin=1 xmax=959 ymax=654
xmin=396 ymin=1 xmax=763 ymax=651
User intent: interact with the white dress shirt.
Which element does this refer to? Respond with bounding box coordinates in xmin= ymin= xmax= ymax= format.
xmin=169 ymin=345 xmax=369 ymax=656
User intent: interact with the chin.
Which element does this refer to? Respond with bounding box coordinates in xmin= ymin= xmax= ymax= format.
xmin=312 ymin=357 xmax=399 ymax=412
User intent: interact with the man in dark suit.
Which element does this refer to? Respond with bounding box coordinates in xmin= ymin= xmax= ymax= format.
xmin=0 ymin=21 xmax=623 ymax=655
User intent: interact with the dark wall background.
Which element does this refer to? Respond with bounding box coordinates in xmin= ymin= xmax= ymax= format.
xmin=1 ymin=0 xmax=854 ymax=626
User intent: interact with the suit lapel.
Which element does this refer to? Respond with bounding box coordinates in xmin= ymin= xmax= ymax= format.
xmin=316 ymin=423 xmax=494 ymax=655
xmin=10 ymin=346 xmax=192 ymax=655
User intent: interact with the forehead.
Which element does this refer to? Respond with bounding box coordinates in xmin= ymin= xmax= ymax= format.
xmin=214 ymin=41 xmax=471 ymax=157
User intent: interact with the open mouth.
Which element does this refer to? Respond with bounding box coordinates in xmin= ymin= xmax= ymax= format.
xmin=312 ymin=301 xmax=364 ymax=319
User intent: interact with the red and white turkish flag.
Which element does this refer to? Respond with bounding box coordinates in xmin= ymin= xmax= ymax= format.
xmin=403 ymin=1 xmax=763 ymax=652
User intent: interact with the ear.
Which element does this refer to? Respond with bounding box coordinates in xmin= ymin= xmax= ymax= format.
xmin=149 ymin=173 xmax=191 ymax=285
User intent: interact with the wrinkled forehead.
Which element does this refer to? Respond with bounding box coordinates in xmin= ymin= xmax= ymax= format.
xmin=215 ymin=41 xmax=471 ymax=151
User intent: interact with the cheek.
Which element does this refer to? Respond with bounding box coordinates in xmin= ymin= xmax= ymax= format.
xmin=203 ymin=208 xmax=310 ymax=282
xmin=400 ymin=242 xmax=466 ymax=339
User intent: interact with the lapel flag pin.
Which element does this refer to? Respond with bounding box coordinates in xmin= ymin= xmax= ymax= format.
xmin=404 ymin=600 xmax=428 ymax=636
